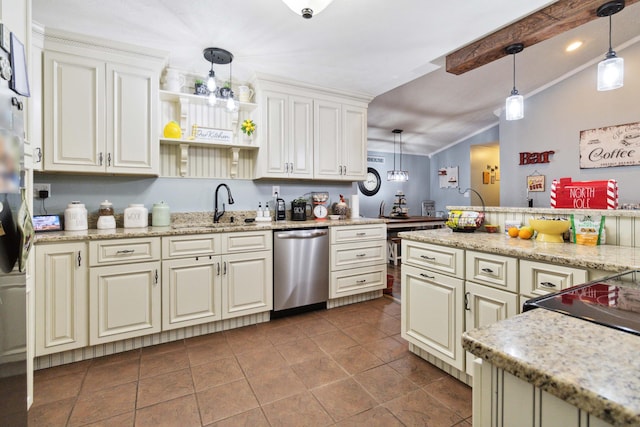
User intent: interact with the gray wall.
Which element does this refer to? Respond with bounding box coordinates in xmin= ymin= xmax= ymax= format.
xmin=500 ymin=40 xmax=640 ymax=207
xmin=33 ymin=174 xmax=356 ymax=218
xmin=358 ymin=151 xmax=431 ymax=218
xmin=428 ymin=126 xmax=500 ymax=213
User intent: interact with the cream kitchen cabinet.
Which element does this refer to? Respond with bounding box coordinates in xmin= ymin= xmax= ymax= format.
xmin=313 ymin=100 xmax=367 ymax=180
xmin=35 ymin=242 xmax=88 ymax=356
xmin=42 ymin=30 xmax=164 ymax=175
xmin=88 ymin=238 xmax=161 ymax=345
xmin=329 ymin=224 xmax=387 ymax=299
xmin=255 ymin=90 xmax=314 ymax=179
xmin=519 ymin=259 xmax=588 ymax=299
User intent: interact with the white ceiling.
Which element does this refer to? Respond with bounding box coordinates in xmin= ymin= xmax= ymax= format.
xmin=32 ymin=0 xmax=640 ymax=156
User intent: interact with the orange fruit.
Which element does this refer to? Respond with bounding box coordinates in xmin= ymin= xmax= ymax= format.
xmin=518 ymin=228 xmax=533 ymax=239
xmin=508 ymin=227 xmax=520 ymax=238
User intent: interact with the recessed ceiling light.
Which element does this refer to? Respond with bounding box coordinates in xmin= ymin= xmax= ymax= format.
xmin=566 ymin=41 xmax=583 ymax=52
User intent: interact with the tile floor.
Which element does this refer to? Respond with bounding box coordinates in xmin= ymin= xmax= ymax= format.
xmin=29 ymin=296 xmax=472 ymax=426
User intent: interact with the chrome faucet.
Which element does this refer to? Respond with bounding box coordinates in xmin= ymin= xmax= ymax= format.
xmin=214 ymin=183 xmax=235 ymax=223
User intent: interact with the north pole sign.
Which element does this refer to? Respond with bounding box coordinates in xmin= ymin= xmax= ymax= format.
xmin=550 ymin=177 xmax=618 ymax=210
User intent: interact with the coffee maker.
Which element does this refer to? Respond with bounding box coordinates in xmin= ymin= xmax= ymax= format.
xmin=275 ymin=197 xmax=286 ymax=220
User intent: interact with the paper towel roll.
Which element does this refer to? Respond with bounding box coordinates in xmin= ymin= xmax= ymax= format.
xmin=351 ymin=195 xmax=360 ymax=218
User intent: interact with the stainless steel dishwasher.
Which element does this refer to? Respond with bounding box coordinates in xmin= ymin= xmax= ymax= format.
xmin=273 ymin=228 xmax=329 ymax=313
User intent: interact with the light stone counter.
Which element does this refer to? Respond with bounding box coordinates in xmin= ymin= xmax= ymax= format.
xmin=34 ymin=217 xmax=386 ymax=243
xmin=463 ymin=309 xmax=640 ymax=426
xmin=398 ymin=228 xmax=640 ymax=272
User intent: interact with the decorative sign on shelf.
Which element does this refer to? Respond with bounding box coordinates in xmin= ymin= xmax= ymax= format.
xmin=438 ymin=166 xmax=458 ymax=189
xmin=191 ymin=125 xmax=233 ymax=143
xmin=550 ymin=177 xmax=618 ymax=209
xmin=519 ymin=151 xmax=554 ymax=165
xmin=579 ymin=121 xmax=640 ymax=169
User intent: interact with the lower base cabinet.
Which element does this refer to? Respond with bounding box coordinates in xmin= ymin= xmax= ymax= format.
xmin=89 ymin=261 xmax=161 ymax=345
xmin=473 ymin=359 xmax=613 ymax=427
xmin=223 ymin=250 xmax=272 ymax=318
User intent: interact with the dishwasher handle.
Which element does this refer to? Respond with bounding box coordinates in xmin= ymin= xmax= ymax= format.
xmin=275 ymin=229 xmax=328 ymax=239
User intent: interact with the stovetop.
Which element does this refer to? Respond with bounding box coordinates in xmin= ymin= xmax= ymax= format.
xmin=523 ymin=270 xmax=640 ymax=336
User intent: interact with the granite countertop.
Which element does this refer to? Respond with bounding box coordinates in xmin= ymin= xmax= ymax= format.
xmin=34 ymin=217 xmax=386 ymax=243
xmin=398 ymin=228 xmax=640 ymax=272
xmin=463 ymin=309 xmax=640 ymax=426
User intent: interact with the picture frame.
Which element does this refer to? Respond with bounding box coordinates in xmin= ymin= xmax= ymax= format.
xmin=191 ymin=125 xmax=233 ymax=143
xmin=482 ymin=171 xmax=490 ymax=184
xmin=527 ymin=175 xmax=545 ymax=192
xmin=9 ymin=32 xmax=30 ymax=97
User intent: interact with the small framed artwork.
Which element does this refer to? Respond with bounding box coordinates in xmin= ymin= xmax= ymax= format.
xmin=191 ymin=125 xmax=233 ymax=143
xmin=482 ymin=171 xmax=490 ymax=184
xmin=527 ymin=175 xmax=545 ymax=192
xmin=9 ymin=32 xmax=30 ymax=97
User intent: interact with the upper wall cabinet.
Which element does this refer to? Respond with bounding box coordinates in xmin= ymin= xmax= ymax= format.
xmin=42 ymin=29 xmax=167 ymax=175
xmin=253 ymin=75 xmax=371 ymax=181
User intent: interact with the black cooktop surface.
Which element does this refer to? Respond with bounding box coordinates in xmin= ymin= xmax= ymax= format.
xmin=523 ymin=270 xmax=640 ymax=336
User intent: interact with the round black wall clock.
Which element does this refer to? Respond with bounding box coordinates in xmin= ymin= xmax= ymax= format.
xmin=358 ymin=167 xmax=381 ymax=196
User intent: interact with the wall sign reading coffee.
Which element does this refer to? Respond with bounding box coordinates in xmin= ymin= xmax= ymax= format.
xmin=579 ymin=121 xmax=640 ymax=169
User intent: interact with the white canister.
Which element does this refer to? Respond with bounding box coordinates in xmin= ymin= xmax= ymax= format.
xmin=162 ymin=68 xmax=186 ymax=92
xmin=124 ymin=204 xmax=148 ymax=228
xmin=64 ymin=201 xmax=88 ymax=231
xmin=237 ymin=85 xmax=254 ymax=102
xmin=151 ymin=202 xmax=171 ymax=227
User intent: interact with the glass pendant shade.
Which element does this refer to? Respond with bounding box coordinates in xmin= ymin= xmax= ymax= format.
xmin=505 ymin=93 xmax=524 ymax=121
xmin=387 ymin=129 xmax=409 ymax=182
xmin=282 ymin=0 xmax=334 ymax=18
xmin=597 ymin=54 xmax=624 ymax=91
xmin=207 ymin=70 xmax=217 ymax=92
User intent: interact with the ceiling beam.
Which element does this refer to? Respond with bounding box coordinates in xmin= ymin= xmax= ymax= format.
xmin=446 ymin=0 xmax=639 ymax=75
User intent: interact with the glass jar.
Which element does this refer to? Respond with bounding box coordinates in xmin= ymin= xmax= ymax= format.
xmin=98 ymin=200 xmax=114 ymax=216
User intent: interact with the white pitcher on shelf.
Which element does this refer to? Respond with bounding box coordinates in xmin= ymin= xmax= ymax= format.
xmin=238 ymin=85 xmax=254 ymax=102
xmin=162 ymin=68 xmax=186 ymax=92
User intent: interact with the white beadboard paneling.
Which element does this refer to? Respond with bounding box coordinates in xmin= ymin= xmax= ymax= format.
xmin=327 ymin=290 xmax=383 ymax=309
xmin=159 ymin=144 xmax=255 ymax=179
xmin=409 ymin=343 xmax=472 ymax=386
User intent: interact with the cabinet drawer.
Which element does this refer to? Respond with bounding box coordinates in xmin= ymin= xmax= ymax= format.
xmin=330 ymin=264 xmax=386 ymax=298
xmin=331 ymin=240 xmax=386 ymax=270
xmin=403 ymin=241 xmax=464 ymax=278
xmin=223 ymin=230 xmax=272 ymax=253
xmin=330 ymin=224 xmax=386 ymax=243
xmin=466 ymin=250 xmax=517 ymax=292
xmin=162 ymin=234 xmax=221 ymax=259
xmin=520 ymin=260 xmax=588 ymax=298
xmin=89 ymin=237 xmax=160 ymax=266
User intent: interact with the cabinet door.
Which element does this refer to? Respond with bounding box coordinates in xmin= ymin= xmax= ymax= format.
xmin=313 ymin=99 xmax=342 ymax=179
xmin=89 ymin=261 xmax=161 ymax=345
xmin=341 ymin=104 xmax=367 ymax=180
xmin=222 ymin=251 xmax=272 ymax=318
xmin=288 ymin=95 xmax=314 ymax=178
xmin=35 ymin=242 xmax=88 ymax=356
xmin=106 ymin=63 xmax=158 ymax=175
xmin=43 ymin=51 xmax=105 ymax=172
xmin=401 ymin=264 xmax=464 ymax=370
xmin=464 ymin=281 xmax=517 ymax=376
xmin=162 ymin=257 xmax=221 ymax=330
xmin=260 ymin=90 xmax=288 ymax=177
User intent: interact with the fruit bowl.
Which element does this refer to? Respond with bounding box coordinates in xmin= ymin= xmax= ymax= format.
xmin=529 ymin=218 xmax=570 ymax=243
xmin=446 ymin=210 xmax=485 ymax=232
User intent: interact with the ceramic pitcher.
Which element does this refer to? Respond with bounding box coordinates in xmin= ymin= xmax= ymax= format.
xmin=163 ymin=68 xmax=186 ymax=92
xmin=238 ymin=85 xmax=254 ymax=102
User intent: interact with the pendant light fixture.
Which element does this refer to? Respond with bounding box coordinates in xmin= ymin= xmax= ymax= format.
xmin=387 ymin=129 xmax=409 ymax=182
xmin=596 ymin=0 xmax=625 ymax=91
xmin=203 ymin=47 xmax=233 ymax=106
xmin=281 ymin=0 xmax=334 ymax=19
xmin=505 ymin=43 xmax=524 ymax=121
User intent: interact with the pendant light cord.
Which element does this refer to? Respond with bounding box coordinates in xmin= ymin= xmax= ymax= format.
xmin=393 ymin=132 xmax=397 ymax=170
xmin=511 ymin=53 xmax=518 ymax=95
xmin=399 ymin=132 xmax=403 ymax=170
xmin=608 ymin=15 xmax=614 ymax=54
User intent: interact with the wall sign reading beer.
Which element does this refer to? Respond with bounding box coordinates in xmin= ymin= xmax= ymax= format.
xmin=579 ymin=121 xmax=640 ymax=169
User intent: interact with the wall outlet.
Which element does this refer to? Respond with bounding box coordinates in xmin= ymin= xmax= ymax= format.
xmin=272 ymin=186 xmax=280 ymax=197
xmin=33 ymin=183 xmax=51 ymax=198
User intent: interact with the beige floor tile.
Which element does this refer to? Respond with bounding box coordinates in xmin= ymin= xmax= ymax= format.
xmin=423 ymin=376 xmax=473 ymax=418
xmin=83 ymin=411 xmax=134 ymax=426
xmin=264 ymin=323 xmax=307 ymax=345
xmin=235 ymin=344 xmax=287 ymax=377
xmin=290 ymin=355 xmax=348 ymax=389
xmin=334 ymin=405 xmax=404 ymax=427
xmin=32 ymin=372 xmax=84 ymax=407
xmin=384 ymin=388 xmax=463 ymax=426
xmin=208 ymin=407 xmax=270 ymax=427
xmin=311 ymin=330 xmax=358 ymax=354
xmin=33 ymin=360 xmax=92 ymax=382
xmin=90 ymin=349 xmax=141 ymax=367
xmin=324 ymin=310 xmax=368 ymax=329
xmin=388 ymin=354 xmax=447 ymax=386
xmin=312 ymin=378 xmax=377 ymax=421
xmin=363 ymin=336 xmax=409 ymax=363
xmin=81 ymin=358 xmax=140 ymax=394
xmin=186 ymin=339 xmax=235 ymax=367
xmin=375 ymin=315 xmax=402 ymax=336
xmin=136 ymin=368 xmax=194 ymax=409
xmin=197 ymin=379 xmax=259 ymax=425
xmin=342 ymin=323 xmax=388 ymax=344
xmin=262 ymin=391 xmax=333 ymax=427
xmin=68 ymin=382 xmax=137 ymax=427
xmin=135 ymin=394 xmax=201 ymax=427
xmin=140 ymin=339 xmax=186 ymax=356
xmin=354 ymin=365 xmax=419 ymax=403
xmin=139 ymin=348 xmax=190 ymax=379
xmin=225 ymin=332 xmax=273 ymax=355
xmin=184 ymin=330 xmax=227 ymax=347
xmin=297 ymin=317 xmax=339 ymax=337
xmin=191 ymin=356 xmax=244 ymax=391
xmin=27 ymin=396 xmax=75 ymax=426
xmin=332 ymin=345 xmax=384 ymax=375
xmin=275 ymin=337 xmax=325 ymax=364
xmin=247 ymin=366 xmax=307 ymax=405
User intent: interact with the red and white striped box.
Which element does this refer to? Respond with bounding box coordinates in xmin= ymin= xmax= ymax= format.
xmin=550 ymin=178 xmax=618 ymax=209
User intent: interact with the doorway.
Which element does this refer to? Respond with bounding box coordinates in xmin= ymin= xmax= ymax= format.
xmin=470 ymin=143 xmax=500 ymax=206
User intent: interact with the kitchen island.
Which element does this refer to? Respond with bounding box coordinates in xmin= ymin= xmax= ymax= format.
xmin=463 ymin=308 xmax=640 ymax=426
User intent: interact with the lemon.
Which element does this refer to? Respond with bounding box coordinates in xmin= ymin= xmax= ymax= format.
xmin=163 ymin=121 xmax=182 ymax=139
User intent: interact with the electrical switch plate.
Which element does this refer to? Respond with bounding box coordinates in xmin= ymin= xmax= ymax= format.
xmin=33 ymin=183 xmax=51 ymax=198
xmin=272 ymin=186 xmax=280 ymax=197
